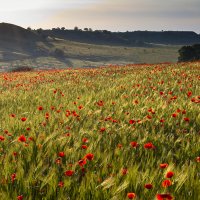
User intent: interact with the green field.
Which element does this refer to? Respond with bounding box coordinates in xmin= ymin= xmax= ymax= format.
xmin=0 ymin=40 xmax=180 ymax=71
xmin=0 ymin=62 xmax=199 ymax=199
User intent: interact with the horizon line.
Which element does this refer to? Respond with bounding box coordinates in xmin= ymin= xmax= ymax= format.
xmin=1 ymin=22 xmax=200 ymax=34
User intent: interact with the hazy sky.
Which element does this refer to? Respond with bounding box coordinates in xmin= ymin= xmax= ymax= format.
xmin=0 ymin=0 xmax=200 ymax=32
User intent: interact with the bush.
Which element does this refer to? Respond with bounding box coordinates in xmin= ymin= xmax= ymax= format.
xmin=178 ymin=44 xmax=200 ymax=62
xmin=52 ymin=48 xmax=65 ymax=58
xmin=10 ymin=66 xmax=33 ymax=72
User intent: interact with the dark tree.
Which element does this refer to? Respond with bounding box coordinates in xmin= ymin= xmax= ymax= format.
xmin=74 ymin=26 xmax=79 ymax=31
xmin=11 ymin=66 xmax=33 ymax=72
xmin=37 ymin=28 xmax=43 ymax=34
xmin=178 ymin=44 xmax=200 ymax=62
xmin=53 ymin=48 xmax=65 ymax=58
xmin=193 ymin=44 xmax=200 ymax=56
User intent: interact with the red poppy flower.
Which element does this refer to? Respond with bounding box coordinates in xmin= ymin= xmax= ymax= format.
xmin=78 ymin=159 xmax=87 ymax=167
xmin=82 ymin=138 xmax=88 ymax=143
xmin=196 ymin=157 xmax=200 ymax=162
xmin=160 ymin=163 xmax=168 ymax=169
xmin=182 ymin=110 xmax=186 ymax=114
xmin=64 ymin=133 xmax=70 ymax=137
xmin=160 ymin=119 xmax=165 ymax=123
xmin=166 ymin=171 xmax=174 ymax=178
xmin=97 ymin=100 xmax=104 ymax=106
xmin=129 ymin=119 xmax=136 ymax=124
xmin=18 ymin=135 xmax=26 ymax=142
xmin=184 ymin=117 xmax=190 ymax=122
xmin=21 ymin=117 xmax=27 ymax=122
xmin=58 ymin=152 xmax=65 ymax=157
xmin=38 ymin=106 xmax=43 ymax=111
xmin=10 ymin=114 xmax=16 ymax=118
xmin=171 ymin=96 xmax=177 ymax=100
xmin=156 ymin=194 xmax=173 ymax=200
xmin=45 ymin=113 xmax=49 ymax=119
xmin=11 ymin=173 xmax=16 ymax=183
xmin=144 ymin=183 xmax=153 ymax=189
xmin=13 ymin=152 xmax=17 ymax=157
xmin=144 ymin=142 xmax=155 ymax=149
xmin=58 ymin=181 xmax=64 ymax=187
xmin=130 ymin=141 xmax=138 ymax=148
xmin=17 ymin=195 xmax=23 ymax=200
xmin=121 ymin=168 xmax=128 ymax=175
xmin=172 ymin=113 xmax=177 ymax=118
xmin=0 ymin=136 xmax=5 ymax=141
xmin=168 ymin=91 xmax=173 ymax=95
xmin=81 ymin=167 xmax=86 ymax=174
xmin=105 ymin=116 xmax=112 ymax=122
xmin=118 ymin=144 xmax=123 ymax=149
xmin=64 ymin=170 xmax=74 ymax=176
xmin=187 ymin=91 xmax=192 ymax=97
xmin=51 ymin=106 xmax=55 ymax=110
xmin=85 ymin=153 xmax=94 ymax=161
xmin=147 ymin=115 xmax=152 ymax=119
xmin=81 ymin=145 xmax=87 ymax=149
xmin=55 ymin=158 xmax=61 ymax=164
xmin=162 ymin=180 xmax=172 ymax=187
xmin=26 ymin=127 xmax=31 ymax=131
xmin=191 ymin=98 xmax=196 ymax=102
xmin=100 ymin=127 xmax=106 ymax=132
xmin=127 ymin=192 xmax=136 ymax=199
xmin=78 ymin=105 xmax=83 ymax=110
xmin=29 ymin=137 xmax=34 ymax=141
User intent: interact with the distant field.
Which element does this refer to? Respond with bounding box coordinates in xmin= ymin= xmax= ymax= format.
xmin=52 ymin=40 xmax=180 ymax=64
xmin=0 ymin=39 xmax=180 ymax=71
xmin=0 ymin=62 xmax=199 ymax=199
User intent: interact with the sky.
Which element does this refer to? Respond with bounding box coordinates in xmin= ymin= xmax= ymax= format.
xmin=0 ymin=0 xmax=200 ymax=33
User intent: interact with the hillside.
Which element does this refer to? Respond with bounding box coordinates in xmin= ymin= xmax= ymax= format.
xmin=0 ymin=23 xmax=50 ymax=61
xmin=0 ymin=23 xmax=41 ymax=42
xmin=0 ymin=39 xmax=180 ymax=71
xmin=43 ymin=29 xmax=200 ymax=46
xmin=0 ymin=23 xmax=196 ymax=69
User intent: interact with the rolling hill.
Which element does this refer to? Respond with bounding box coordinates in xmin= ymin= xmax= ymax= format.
xmin=0 ymin=23 xmax=199 ymax=70
xmin=0 ymin=23 xmax=50 ymax=61
xmin=43 ymin=29 xmax=200 ymax=46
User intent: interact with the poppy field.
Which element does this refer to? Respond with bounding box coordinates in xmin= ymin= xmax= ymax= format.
xmin=0 ymin=62 xmax=200 ymax=200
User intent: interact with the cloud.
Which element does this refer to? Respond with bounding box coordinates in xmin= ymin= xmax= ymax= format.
xmin=0 ymin=0 xmax=100 ymax=11
xmin=42 ymin=0 xmax=199 ymax=31
xmin=0 ymin=0 xmax=199 ymax=32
